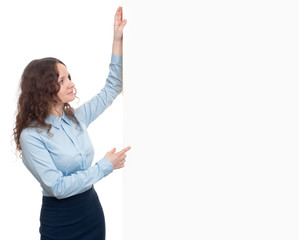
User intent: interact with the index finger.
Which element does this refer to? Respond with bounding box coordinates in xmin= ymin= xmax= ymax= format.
xmin=114 ymin=6 xmax=122 ymax=24
xmin=117 ymin=146 xmax=131 ymax=155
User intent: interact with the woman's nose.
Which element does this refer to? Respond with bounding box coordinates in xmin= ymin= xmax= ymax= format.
xmin=69 ymin=81 xmax=75 ymax=88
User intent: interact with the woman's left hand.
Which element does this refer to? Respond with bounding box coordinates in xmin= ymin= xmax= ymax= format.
xmin=113 ymin=6 xmax=127 ymax=41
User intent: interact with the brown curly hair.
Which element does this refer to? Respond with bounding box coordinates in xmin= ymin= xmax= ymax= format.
xmin=14 ymin=57 xmax=79 ymax=153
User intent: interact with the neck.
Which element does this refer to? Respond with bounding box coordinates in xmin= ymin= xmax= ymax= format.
xmin=50 ymin=103 xmax=64 ymax=117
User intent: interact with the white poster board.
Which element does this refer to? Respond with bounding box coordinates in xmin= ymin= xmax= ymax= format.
xmin=123 ymin=1 xmax=299 ymax=239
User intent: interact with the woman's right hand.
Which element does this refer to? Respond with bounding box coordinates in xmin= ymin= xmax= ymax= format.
xmin=105 ymin=146 xmax=131 ymax=169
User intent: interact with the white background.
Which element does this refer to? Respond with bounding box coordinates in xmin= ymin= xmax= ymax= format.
xmin=1 ymin=0 xmax=124 ymax=239
xmin=1 ymin=1 xmax=299 ymax=240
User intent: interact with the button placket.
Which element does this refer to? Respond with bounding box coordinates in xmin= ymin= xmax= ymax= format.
xmin=60 ymin=123 xmax=86 ymax=169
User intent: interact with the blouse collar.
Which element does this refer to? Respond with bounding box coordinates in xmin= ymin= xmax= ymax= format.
xmin=45 ymin=111 xmax=72 ymax=129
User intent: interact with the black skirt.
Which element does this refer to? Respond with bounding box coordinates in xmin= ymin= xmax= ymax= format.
xmin=40 ymin=186 xmax=105 ymax=240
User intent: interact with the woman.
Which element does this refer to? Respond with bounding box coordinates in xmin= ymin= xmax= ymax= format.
xmin=13 ymin=6 xmax=130 ymax=240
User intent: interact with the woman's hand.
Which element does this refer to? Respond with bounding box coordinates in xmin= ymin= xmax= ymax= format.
xmin=112 ymin=6 xmax=127 ymax=55
xmin=105 ymin=146 xmax=131 ymax=169
xmin=113 ymin=6 xmax=127 ymax=41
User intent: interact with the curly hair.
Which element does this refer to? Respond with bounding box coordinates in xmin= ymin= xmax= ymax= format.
xmin=14 ymin=57 xmax=79 ymax=154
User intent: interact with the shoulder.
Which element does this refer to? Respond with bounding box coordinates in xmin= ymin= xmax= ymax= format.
xmin=74 ymin=107 xmax=83 ymax=120
xmin=20 ymin=127 xmax=39 ymax=138
xmin=73 ymin=107 xmax=87 ymax=126
xmin=20 ymin=127 xmax=44 ymax=147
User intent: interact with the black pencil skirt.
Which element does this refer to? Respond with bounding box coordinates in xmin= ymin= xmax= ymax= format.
xmin=40 ymin=186 xmax=105 ymax=240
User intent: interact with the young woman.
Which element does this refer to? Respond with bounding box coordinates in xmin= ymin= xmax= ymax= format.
xmin=13 ymin=6 xmax=130 ymax=240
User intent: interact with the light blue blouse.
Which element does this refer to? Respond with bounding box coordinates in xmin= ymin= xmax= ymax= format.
xmin=20 ymin=55 xmax=122 ymax=199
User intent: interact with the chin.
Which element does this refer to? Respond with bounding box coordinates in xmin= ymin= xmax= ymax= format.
xmin=63 ymin=96 xmax=75 ymax=103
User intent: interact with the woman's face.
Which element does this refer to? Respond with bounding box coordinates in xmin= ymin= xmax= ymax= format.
xmin=56 ymin=63 xmax=75 ymax=103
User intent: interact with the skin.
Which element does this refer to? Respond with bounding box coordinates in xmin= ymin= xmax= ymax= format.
xmin=56 ymin=64 xmax=75 ymax=105
xmin=51 ymin=6 xmax=130 ymax=169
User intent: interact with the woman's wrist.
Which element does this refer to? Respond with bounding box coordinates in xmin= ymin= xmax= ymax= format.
xmin=112 ymin=39 xmax=123 ymax=56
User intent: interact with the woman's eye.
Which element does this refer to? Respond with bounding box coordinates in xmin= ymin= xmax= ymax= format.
xmin=59 ymin=79 xmax=64 ymax=84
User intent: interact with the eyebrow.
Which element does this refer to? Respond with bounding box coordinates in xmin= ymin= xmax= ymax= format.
xmin=58 ymin=74 xmax=69 ymax=80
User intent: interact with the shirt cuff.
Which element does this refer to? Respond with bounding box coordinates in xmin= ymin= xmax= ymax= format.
xmin=97 ymin=157 xmax=114 ymax=176
xmin=111 ymin=54 xmax=123 ymax=65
